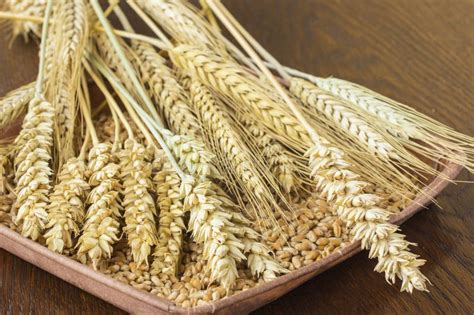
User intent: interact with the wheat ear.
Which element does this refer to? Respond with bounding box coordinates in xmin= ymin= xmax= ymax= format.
xmin=12 ymin=0 xmax=54 ymax=241
xmin=169 ymin=45 xmax=311 ymax=147
xmin=133 ymin=0 xmax=227 ymax=54
xmin=151 ymin=165 xmax=185 ymax=277
xmin=5 ymin=0 xmax=46 ymax=40
xmin=211 ymin=186 xmax=287 ymax=281
xmin=185 ymin=180 xmax=245 ymax=290
xmin=132 ymin=42 xmax=201 ymax=137
xmin=189 ymin=79 xmax=284 ymax=222
xmin=44 ymin=155 xmax=89 ymax=253
xmin=0 ymin=82 xmax=35 ymax=130
xmin=310 ymin=76 xmax=474 ymax=172
xmin=119 ymin=139 xmax=158 ymax=267
xmin=110 ymin=7 xmax=201 ymax=138
xmin=76 ymin=142 xmax=122 ymax=269
xmin=237 ymin=114 xmax=299 ymax=193
xmin=47 ymin=0 xmax=89 ymax=164
xmin=303 ymin=114 xmax=430 ymax=293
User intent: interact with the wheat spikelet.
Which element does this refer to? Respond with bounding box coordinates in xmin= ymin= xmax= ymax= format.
xmin=185 ymin=180 xmax=246 ymax=290
xmin=0 ymin=82 xmax=35 ymax=129
xmin=151 ymin=166 xmax=185 ymax=276
xmin=44 ymin=157 xmax=89 ymax=253
xmin=132 ymin=42 xmax=201 ymax=137
xmin=5 ymin=0 xmax=46 ymax=40
xmin=238 ymin=114 xmax=299 ymax=193
xmin=312 ymin=76 xmax=474 ymax=172
xmin=0 ymin=193 xmax=14 ymax=226
xmin=13 ymin=97 xmax=54 ymax=240
xmin=119 ymin=139 xmax=158 ymax=267
xmin=169 ymin=45 xmax=312 ymax=147
xmin=189 ymin=80 xmax=284 ymax=221
xmin=76 ymin=142 xmax=122 ymax=269
xmin=135 ymin=0 xmax=227 ymax=54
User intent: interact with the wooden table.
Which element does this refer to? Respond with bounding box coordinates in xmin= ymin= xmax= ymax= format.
xmin=1 ymin=0 xmax=473 ymax=313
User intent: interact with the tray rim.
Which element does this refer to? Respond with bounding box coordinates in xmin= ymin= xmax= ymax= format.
xmin=0 ymin=158 xmax=464 ymax=314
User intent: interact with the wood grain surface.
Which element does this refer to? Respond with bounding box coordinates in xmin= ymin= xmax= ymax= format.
xmin=1 ymin=0 xmax=473 ymax=314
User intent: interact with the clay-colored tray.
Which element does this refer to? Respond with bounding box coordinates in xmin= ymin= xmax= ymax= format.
xmin=0 ymin=121 xmax=464 ymax=314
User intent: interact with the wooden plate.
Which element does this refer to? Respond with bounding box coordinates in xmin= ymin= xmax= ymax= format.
xmin=0 ymin=119 xmax=463 ymax=314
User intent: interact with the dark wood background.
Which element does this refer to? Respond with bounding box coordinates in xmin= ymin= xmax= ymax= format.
xmin=1 ymin=0 xmax=473 ymax=314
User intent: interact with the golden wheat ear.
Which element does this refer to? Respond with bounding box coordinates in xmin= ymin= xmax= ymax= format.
xmin=311 ymin=77 xmax=474 ymax=173
xmin=0 ymin=82 xmax=35 ymax=130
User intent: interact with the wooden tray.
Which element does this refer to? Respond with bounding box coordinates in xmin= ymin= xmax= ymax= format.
xmin=0 ymin=121 xmax=464 ymax=314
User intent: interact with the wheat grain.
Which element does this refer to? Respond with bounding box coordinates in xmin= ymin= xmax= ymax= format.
xmin=13 ymin=97 xmax=54 ymax=240
xmin=119 ymin=139 xmax=158 ymax=267
xmin=76 ymin=142 xmax=122 ymax=269
xmin=0 ymin=193 xmax=15 ymax=226
xmin=44 ymin=156 xmax=89 ymax=253
xmin=132 ymin=42 xmax=201 ymax=137
xmin=151 ymin=165 xmax=185 ymax=277
xmin=189 ymin=80 xmax=283 ymax=221
xmin=238 ymin=114 xmax=299 ymax=193
xmin=0 ymin=82 xmax=35 ymax=130
xmin=169 ymin=44 xmax=312 ymax=147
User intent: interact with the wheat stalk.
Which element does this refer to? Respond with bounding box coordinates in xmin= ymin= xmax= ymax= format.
xmin=119 ymin=139 xmax=158 ymax=267
xmin=189 ymin=79 xmax=285 ymax=221
xmin=44 ymin=156 xmax=89 ymax=253
xmin=132 ymin=42 xmax=201 ymax=137
xmin=76 ymin=142 xmax=122 ymax=269
xmin=169 ymin=44 xmax=312 ymax=148
xmin=151 ymin=165 xmax=185 ymax=277
xmin=0 ymin=82 xmax=35 ymax=130
xmin=237 ymin=114 xmax=299 ymax=193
